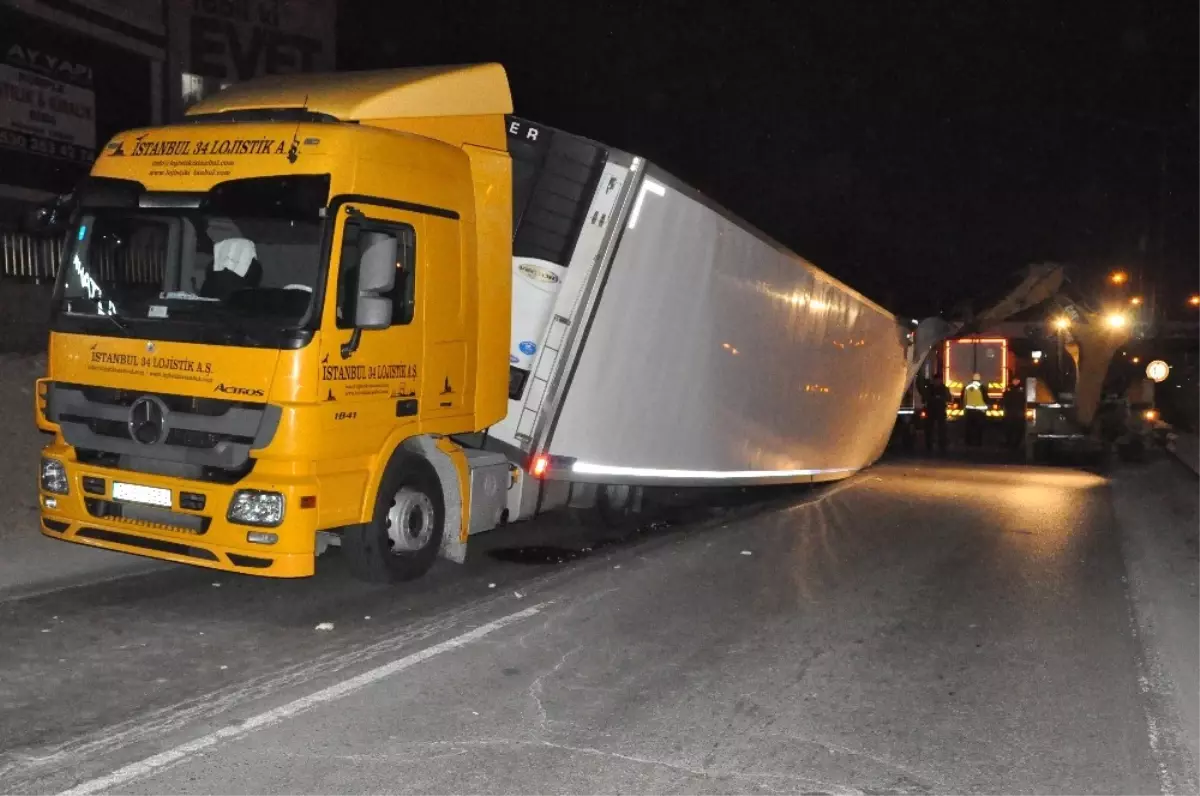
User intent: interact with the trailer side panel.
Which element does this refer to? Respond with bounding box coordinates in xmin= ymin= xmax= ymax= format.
xmin=544 ymin=165 xmax=909 ymax=484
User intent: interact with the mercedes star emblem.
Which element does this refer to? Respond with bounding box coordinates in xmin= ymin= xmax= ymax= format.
xmin=128 ymin=397 xmax=167 ymax=445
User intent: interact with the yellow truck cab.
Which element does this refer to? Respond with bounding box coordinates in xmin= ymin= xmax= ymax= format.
xmin=36 ymin=65 xmax=514 ymax=581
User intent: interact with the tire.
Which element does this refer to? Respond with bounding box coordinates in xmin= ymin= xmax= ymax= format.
xmin=344 ymin=458 xmax=444 ymax=583
xmin=569 ymin=483 xmax=641 ymax=533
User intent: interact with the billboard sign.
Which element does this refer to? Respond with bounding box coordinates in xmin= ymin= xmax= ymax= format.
xmin=178 ymin=0 xmax=336 ymax=83
xmin=0 ymin=40 xmax=96 ymax=167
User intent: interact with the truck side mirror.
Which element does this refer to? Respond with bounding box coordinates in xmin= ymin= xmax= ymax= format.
xmin=346 ymin=230 xmax=396 ymax=330
xmin=23 ymin=194 xmax=72 ymax=236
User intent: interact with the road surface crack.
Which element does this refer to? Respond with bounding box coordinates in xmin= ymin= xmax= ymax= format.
xmin=528 ymin=645 xmax=582 ymax=732
xmin=283 ymin=738 xmax=864 ymax=794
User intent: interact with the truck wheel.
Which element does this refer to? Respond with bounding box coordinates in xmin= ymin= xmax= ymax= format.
xmin=344 ymin=461 xmax=444 ymax=583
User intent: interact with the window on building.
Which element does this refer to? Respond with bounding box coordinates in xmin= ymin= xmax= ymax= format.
xmin=181 ymin=73 xmax=233 ymax=109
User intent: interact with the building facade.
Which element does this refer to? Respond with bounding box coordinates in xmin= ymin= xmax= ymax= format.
xmin=0 ymin=0 xmax=336 ymax=349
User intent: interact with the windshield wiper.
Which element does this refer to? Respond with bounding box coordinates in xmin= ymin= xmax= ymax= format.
xmin=65 ymin=307 xmax=133 ymax=337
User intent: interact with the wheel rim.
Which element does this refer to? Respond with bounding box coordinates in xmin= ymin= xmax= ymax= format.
xmin=385 ymin=488 xmax=435 ymax=553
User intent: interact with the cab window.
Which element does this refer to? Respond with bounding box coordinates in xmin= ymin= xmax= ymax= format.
xmin=335 ymin=219 xmax=416 ymax=328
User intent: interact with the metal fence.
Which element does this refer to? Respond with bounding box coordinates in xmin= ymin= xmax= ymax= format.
xmin=1 ymin=231 xmax=164 ymax=284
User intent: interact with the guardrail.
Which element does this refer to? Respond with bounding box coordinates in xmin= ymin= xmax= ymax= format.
xmin=1 ymin=232 xmax=163 ymax=284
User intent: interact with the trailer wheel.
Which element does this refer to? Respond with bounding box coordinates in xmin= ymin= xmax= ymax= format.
xmin=570 ymin=484 xmax=640 ymax=532
xmin=344 ymin=460 xmax=444 ymax=583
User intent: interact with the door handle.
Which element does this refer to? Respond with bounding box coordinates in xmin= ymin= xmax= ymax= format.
xmin=396 ymin=399 xmax=418 ymax=417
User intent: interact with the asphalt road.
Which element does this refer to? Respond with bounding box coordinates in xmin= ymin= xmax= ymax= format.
xmin=1 ymin=458 xmax=1196 ymax=795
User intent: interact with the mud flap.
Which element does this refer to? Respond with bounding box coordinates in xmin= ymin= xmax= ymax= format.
xmin=401 ymin=436 xmax=467 ymax=564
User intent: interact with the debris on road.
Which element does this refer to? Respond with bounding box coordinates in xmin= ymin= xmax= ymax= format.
xmin=315 ymin=622 xmax=335 ymax=632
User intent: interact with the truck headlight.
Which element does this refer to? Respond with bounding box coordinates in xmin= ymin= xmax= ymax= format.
xmin=228 ymin=490 xmax=285 ymax=527
xmin=41 ymin=458 xmax=69 ymax=495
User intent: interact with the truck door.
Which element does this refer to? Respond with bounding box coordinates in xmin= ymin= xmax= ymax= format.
xmin=319 ymin=203 xmax=427 ymax=454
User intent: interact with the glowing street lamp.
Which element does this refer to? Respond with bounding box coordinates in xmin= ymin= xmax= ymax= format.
xmin=1129 ymin=296 xmax=1142 ymax=306
xmin=1189 ymin=294 xmax=1200 ymax=308
xmin=1105 ymin=312 xmax=1128 ymax=330
xmin=1109 ymin=271 xmax=1129 ymax=286
xmin=1052 ymin=316 xmax=1071 ymax=331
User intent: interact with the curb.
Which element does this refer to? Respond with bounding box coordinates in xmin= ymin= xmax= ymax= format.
xmin=1165 ymin=430 xmax=1199 ymax=477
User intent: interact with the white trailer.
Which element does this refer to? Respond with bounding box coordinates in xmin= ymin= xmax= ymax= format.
xmin=475 ymin=116 xmax=912 ymax=528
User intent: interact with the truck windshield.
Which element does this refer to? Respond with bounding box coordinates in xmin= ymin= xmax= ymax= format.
xmin=56 ymin=209 xmax=323 ymax=345
xmin=52 ymin=174 xmax=330 ymax=347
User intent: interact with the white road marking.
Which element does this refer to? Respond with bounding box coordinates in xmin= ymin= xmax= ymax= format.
xmin=58 ymin=602 xmax=549 ymax=796
xmin=1125 ymin=600 xmax=1181 ymax=796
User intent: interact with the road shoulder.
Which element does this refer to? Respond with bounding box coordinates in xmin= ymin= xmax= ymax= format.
xmin=1112 ymin=456 xmax=1200 ymax=792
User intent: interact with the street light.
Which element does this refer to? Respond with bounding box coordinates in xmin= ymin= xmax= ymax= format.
xmin=1052 ymin=316 xmax=1071 ymax=331
xmin=1189 ymin=294 xmax=1200 ymax=307
xmin=1109 ymin=271 xmax=1129 ymax=286
xmin=1105 ymin=312 xmax=1128 ymax=330
xmin=1129 ymin=296 xmax=1143 ymax=306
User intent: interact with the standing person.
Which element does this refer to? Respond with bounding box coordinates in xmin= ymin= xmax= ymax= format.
xmin=1002 ymin=377 xmax=1027 ymax=450
xmin=925 ymin=374 xmax=950 ymax=452
xmin=961 ymin=372 xmax=987 ymax=447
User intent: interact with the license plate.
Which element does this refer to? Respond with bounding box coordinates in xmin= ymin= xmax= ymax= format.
xmin=112 ymin=482 xmax=172 ymax=508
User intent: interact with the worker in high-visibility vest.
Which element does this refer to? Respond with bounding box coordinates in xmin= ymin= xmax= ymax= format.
xmin=961 ymin=372 xmax=988 ymax=447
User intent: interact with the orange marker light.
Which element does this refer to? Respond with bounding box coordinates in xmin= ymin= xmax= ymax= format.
xmin=531 ymin=455 xmax=550 ymax=479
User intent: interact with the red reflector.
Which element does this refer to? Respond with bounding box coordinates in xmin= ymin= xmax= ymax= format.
xmin=300 ymin=496 xmax=317 ymax=509
xmin=531 ymin=455 xmax=550 ymax=478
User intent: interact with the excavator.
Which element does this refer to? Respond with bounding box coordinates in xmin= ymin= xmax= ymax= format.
xmin=928 ymin=261 xmax=1141 ymax=464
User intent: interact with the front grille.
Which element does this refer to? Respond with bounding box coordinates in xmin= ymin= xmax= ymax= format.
xmin=165 ymin=427 xmax=254 ymax=450
xmin=85 ymin=497 xmax=210 ymax=535
xmin=75 ymin=448 xmax=257 ymax=485
xmin=47 ymin=383 xmax=281 ymax=476
xmin=76 ymin=527 xmax=219 ymax=562
xmin=63 ymin=415 xmax=129 ymax=441
xmin=61 ymin=414 xmax=253 ymax=450
xmin=79 ymin=386 xmax=252 ymax=415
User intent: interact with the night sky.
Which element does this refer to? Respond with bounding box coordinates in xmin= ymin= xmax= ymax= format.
xmin=339 ymin=1 xmax=1198 ymax=319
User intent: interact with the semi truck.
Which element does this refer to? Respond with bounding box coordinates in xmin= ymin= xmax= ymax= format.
xmin=34 ymin=64 xmax=916 ymax=582
xmin=943 ymin=337 xmax=1009 ymax=419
